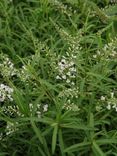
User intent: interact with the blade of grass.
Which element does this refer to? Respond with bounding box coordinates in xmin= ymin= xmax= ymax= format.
xmin=64 ymin=142 xmax=91 ymax=153
xmin=30 ymin=119 xmax=44 ymax=144
xmin=92 ymin=141 xmax=106 ymax=156
xmin=58 ymin=129 xmax=65 ymax=156
xmin=52 ymin=123 xmax=58 ymax=155
xmin=96 ymin=139 xmax=117 ymax=145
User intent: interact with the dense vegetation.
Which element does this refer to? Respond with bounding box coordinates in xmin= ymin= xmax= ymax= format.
xmin=0 ymin=0 xmax=117 ymax=155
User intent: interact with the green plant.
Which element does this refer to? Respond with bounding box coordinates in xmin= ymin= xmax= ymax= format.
xmin=0 ymin=0 xmax=117 ymax=155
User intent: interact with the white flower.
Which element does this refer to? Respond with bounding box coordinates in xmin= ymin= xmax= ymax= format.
xmin=0 ymin=133 xmax=3 ymax=141
xmin=112 ymin=104 xmax=117 ymax=109
xmin=62 ymin=75 xmax=66 ymax=79
xmin=56 ymin=75 xmax=61 ymax=80
xmin=100 ymin=96 xmax=106 ymax=101
xmin=0 ymin=84 xmax=14 ymax=102
xmin=115 ymin=107 xmax=117 ymax=112
xmin=93 ymin=55 xmax=97 ymax=58
xmin=43 ymin=104 xmax=48 ymax=112
xmin=106 ymin=103 xmax=111 ymax=110
xmin=111 ymin=92 xmax=114 ymax=98
xmin=66 ymin=79 xmax=70 ymax=83
xmin=37 ymin=111 xmax=41 ymax=118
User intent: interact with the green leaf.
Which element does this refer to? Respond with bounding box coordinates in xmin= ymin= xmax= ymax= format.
xmin=30 ymin=120 xmax=44 ymax=144
xmin=96 ymin=139 xmax=117 ymax=145
xmin=12 ymin=87 xmax=26 ymax=114
xmin=52 ymin=123 xmax=58 ymax=155
xmin=92 ymin=141 xmax=106 ymax=156
xmin=89 ymin=113 xmax=94 ymax=140
xmin=38 ymin=146 xmax=47 ymax=156
xmin=60 ymin=123 xmax=93 ymax=131
xmin=64 ymin=142 xmax=91 ymax=153
xmin=42 ymin=127 xmax=53 ymax=136
xmin=0 ymin=153 xmax=8 ymax=156
xmin=58 ymin=129 xmax=65 ymax=156
xmin=20 ymin=116 xmax=54 ymax=125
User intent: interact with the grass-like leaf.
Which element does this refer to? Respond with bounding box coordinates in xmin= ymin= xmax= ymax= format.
xmin=64 ymin=142 xmax=91 ymax=153
xmin=52 ymin=123 xmax=58 ymax=154
xmin=92 ymin=141 xmax=106 ymax=156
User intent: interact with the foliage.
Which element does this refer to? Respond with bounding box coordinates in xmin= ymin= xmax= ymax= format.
xmin=0 ymin=0 xmax=117 ymax=155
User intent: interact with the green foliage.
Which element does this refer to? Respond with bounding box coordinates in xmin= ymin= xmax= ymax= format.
xmin=0 ymin=0 xmax=117 ymax=155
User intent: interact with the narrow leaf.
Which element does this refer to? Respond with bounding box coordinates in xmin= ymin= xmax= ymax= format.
xmin=30 ymin=120 xmax=44 ymax=144
xmin=52 ymin=124 xmax=58 ymax=154
xmin=96 ymin=139 xmax=117 ymax=145
xmin=92 ymin=141 xmax=106 ymax=156
xmin=58 ymin=129 xmax=65 ymax=156
xmin=64 ymin=142 xmax=91 ymax=153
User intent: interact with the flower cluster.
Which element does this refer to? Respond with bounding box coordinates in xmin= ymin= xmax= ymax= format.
xmin=49 ymin=0 xmax=72 ymax=16
xmin=106 ymin=92 xmax=117 ymax=111
xmin=5 ymin=121 xmax=19 ymax=136
xmin=33 ymin=38 xmax=50 ymax=54
xmin=29 ymin=103 xmax=41 ymax=118
xmin=53 ymin=26 xmax=83 ymax=111
xmin=0 ymin=84 xmax=14 ymax=102
xmin=0 ymin=120 xmax=19 ymax=140
xmin=0 ymin=105 xmax=19 ymax=140
xmin=96 ymin=91 xmax=117 ymax=112
xmin=2 ymin=101 xmax=48 ymax=120
xmin=56 ymin=25 xmax=82 ymax=56
xmin=58 ymin=87 xmax=79 ymax=111
xmin=93 ymin=37 xmax=117 ymax=61
xmin=63 ymin=101 xmax=80 ymax=112
xmin=2 ymin=105 xmax=19 ymax=117
xmin=54 ymin=26 xmax=82 ymax=76
xmin=29 ymin=103 xmax=48 ymax=118
xmin=0 ymin=54 xmax=18 ymax=78
xmin=54 ymin=28 xmax=82 ymax=82
xmin=0 ymin=53 xmax=29 ymax=83
xmin=58 ymin=87 xmax=79 ymax=98
xmin=56 ymin=57 xmax=76 ymax=86
xmin=19 ymin=39 xmax=55 ymax=82
xmin=19 ymin=65 xmax=31 ymax=82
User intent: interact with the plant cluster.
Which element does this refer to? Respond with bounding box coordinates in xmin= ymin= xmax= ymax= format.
xmin=0 ymin=0 xmax=117 ymax=155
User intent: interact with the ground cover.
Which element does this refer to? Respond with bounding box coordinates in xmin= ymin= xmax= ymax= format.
xmin=0 ymin=0 xmax=117 ymax=155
